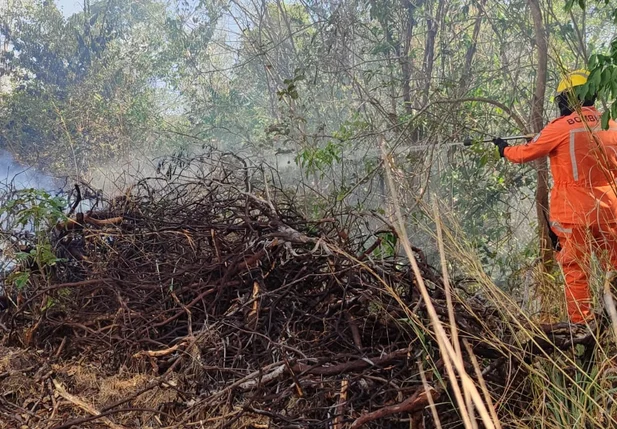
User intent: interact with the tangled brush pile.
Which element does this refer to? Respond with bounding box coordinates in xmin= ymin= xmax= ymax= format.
xmin=0 ymin=152 xmax=598 ymax=428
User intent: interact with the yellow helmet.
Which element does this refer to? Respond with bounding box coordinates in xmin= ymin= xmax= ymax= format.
xmin=556 ymin=69 xmax=590 ymax=94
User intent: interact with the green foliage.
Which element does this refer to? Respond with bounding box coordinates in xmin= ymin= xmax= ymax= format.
xmin=333 ymin=117 xmax=370 ymax=142
xmin=565 ymin=0 xmax=613 ymax=14
xmin=0 ymin=188 xmax=67 ymax=291
xmin=565 ymin=0 xmax=589 ymax=11
xmin=438 ymin=148 xmax=537 ymax=285
xmin=370 ymin=232 xmax=397 ymax=258
xmin=0 ymin=0 xmax=201 ymax=172
xmin=295 ymin=141 xmax=342 ymax=177
xmin=277 ymin=70 xmax=305 ymax=101
xmin=11 ymin=271 xmax=30 ymax=291
xmin=568 ymin=0 xmax=617 ymax=128
xmin=0 ymin=188 xmax=67 ymax=233
xmin=526 ymin=344 xmax=617 ymax=429
xmin=576 ymin=46 xmax=617 ymax=129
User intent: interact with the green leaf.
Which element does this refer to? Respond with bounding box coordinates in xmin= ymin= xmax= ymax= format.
xmin=602 ymin=110 xmax=610 ymax=130
xmin=611 ymin=68 xmax=617 ymax=97
xmin=41 ymin=296 xmax=56 ymax=311
xmin=576 ymin=83 xmax=589 ymax=100
xmin=601 ymin=68 xmax=612 ymax=87
xmin=588 ymin=69 xmax=601 ymax=94
xmin=591 ymin=69 xmax=602 ymax=86
xmin=611 ymin=101 xmax=617 ymax=120
xmin=13 ymin=271 xmax=30 ymax=290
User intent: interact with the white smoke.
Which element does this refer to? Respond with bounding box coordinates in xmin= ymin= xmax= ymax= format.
xmin=0 ymin=150 xmax=58 ymax=191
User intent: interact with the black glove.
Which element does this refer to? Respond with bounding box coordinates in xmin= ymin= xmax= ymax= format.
xmin=493 ymin=138 xmax=509 ymax=158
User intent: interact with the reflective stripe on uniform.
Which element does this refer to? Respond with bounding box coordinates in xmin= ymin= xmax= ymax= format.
xmin=567 ymin=126 xmax=617 ymax=182
xmin=570 ymin=129 xmax=579 ymax=181
xmin=550 ymin=221 xmax=572 ymax=234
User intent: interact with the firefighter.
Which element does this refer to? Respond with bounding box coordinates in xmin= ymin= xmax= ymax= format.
xmin=494 ymin=70 xmax=617 ymax=323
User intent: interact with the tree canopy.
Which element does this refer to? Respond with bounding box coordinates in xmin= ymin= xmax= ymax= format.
xmin=0 ymin=0 xmax=614 ymax=280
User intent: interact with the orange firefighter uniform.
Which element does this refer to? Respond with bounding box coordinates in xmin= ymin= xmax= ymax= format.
xmin=504 ymin=106 xmax=617 ymax=322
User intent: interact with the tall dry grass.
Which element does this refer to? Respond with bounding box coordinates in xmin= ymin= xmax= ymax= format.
xmin=381 ymin=136 xmax=617 ymax=429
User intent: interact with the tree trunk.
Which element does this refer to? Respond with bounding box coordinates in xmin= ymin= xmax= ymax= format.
xmin=459 ymin=0 xmax=485 ymax=91
xmin=399 ymin=0 xmax=417 ymax=114
xmin=422 ymin=0 xmax=444 ymax=106
xmin=528 ymin=0 xmax=552 ymax=266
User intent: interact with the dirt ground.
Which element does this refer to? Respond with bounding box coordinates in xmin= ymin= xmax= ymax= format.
xmin=0 ymin=346 xmax=203 ymax=428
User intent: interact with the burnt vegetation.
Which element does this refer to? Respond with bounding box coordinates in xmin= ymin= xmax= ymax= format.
xmin=0 ymin=153 xmax=601 ymax=428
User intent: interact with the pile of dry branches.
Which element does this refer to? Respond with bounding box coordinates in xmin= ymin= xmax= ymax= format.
xmin=0 ymin=153 xmax=598 ymax=428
